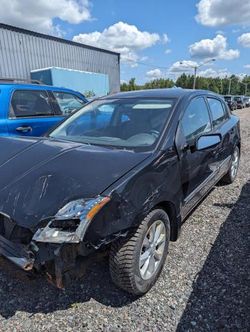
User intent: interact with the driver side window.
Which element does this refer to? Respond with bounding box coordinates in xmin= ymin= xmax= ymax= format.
xmin=181 ymin=97 xmax=212 ymax=143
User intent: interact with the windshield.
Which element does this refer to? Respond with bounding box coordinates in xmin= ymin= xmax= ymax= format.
xmin=224 ymin=96 xmax=232 ymax=101
xmin=234 ymin=96 xmax=241 ymax=101
xmin=49 ymin=98 xmax=175 ymax=149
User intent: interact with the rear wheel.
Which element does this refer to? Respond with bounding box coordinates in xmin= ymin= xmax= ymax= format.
xmin=221 ymin=146 xmax=240 ymax=184
xmin=109 ymin=209 xmax=170 ymax=295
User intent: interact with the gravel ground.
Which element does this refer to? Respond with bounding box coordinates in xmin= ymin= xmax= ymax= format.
xmin=0 ymin=108 xmax=249 ymax=332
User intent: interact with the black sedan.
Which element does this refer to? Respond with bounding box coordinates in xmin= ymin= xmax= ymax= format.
xmin=0 ymin=89 xmax=240 ymax=295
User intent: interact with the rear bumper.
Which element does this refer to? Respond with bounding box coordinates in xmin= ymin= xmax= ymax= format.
xmin=0 ymin=234 xmax=34 ymax=271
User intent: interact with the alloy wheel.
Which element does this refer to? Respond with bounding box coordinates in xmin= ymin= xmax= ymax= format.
xmin=139 ymin=220 xmax=166 ymax=280
xmin=231 ymin=148 xmax=239 ymax=178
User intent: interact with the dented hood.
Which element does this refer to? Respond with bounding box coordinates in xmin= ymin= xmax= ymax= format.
xmin=0 ymin=137 xmax=149 ymax=230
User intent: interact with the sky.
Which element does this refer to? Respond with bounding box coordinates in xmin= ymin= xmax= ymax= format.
xmin=0 ymin=0 xmax=250 ymax=83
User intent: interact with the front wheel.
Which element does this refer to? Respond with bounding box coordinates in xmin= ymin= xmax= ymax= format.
xmin=109 ymin=209 xmax=170 ymax=295
xmin=221 ymin=146 xmax=240 ymax=184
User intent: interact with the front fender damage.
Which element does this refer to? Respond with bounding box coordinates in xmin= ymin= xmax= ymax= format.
xmin=0 ymin=210 xmax=109 ymax=288
xmin=0 ymin=195 xmax=131 ymax=289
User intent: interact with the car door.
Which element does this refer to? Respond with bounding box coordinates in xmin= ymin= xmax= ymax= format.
xmin=7 ymin=89 xmax=61 ymax=136
xmin=175 ymin=96 xmax=219 ymax=217
xmin=206 ymin=97 xmax=233 ymax=177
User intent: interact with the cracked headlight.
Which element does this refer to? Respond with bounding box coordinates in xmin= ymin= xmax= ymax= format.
xmin=33 ymin=196 xmax=110 ymax=244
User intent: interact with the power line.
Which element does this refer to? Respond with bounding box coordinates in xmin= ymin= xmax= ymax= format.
xmin=124 ymin=58 xmax=170 ymax=70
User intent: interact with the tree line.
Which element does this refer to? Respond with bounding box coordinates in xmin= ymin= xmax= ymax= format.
xmin=121 ymin=74 xmax=250 ymax=96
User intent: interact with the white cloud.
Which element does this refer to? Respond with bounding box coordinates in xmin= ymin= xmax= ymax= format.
xmin=146 ymin=69 xmax=164 ymax=79
xmin=238 ymin=33 xmax=250 ymax=48
xmin=73 ymin=22 xmax=164 ymax=65
xmin=237 ymin=73 xmax=247 ymax=80
xmin=0 ymin=0 xmax=92 ymax=34
xmin=189 ymin=34 xmax=239 ymax=60
xmin=196 ymin=0 xmax=250 ymax=27
xmin=163 ymin=34 xmax=169 ymax=44
xmin=244 ymin=64 xmax=250 ymax=69
xmin=215 ymin=30 xmax=224 ymax=35
xmin=169 ymin=60 xmax=199 ymax=72
xmin=232 ymin=28 xmax=241 ymax=34
xmin=165 ymin=49 xmax=172 ymax=54
xmin=197 ymin=68 xmax=249 ymax=80
xmin=198 ymin=68 xmax=231 ymax=78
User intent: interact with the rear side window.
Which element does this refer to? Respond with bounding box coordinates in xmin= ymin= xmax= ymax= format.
xmin=207 ymin=98 xmax=228 ymax=128
xmin=53 ymin=92 xmax=86 ymax=115
xmin=181 ymin=97 xmax=212 ymax=142
xmin=10 ymin=90 xmax=53 ymax=118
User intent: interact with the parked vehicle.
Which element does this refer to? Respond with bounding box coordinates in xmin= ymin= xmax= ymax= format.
xmin=243 ymin=97 xmax=250 ymax=107
xmin=224 ymin=95 xmax=237 ymax=111
xmin=0 ymin=89 xmax=240 ymax=295
xmin=0 ymin=79 xmax=88 ymax=137
xmin=233 ymin=96 xmax=245 ymax=109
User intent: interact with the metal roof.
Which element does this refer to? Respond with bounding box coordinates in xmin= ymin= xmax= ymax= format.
xmin=0 ymin=23 xmax=120 ymax=57
xmin=0 ymin=23 xmax=120 ymax=93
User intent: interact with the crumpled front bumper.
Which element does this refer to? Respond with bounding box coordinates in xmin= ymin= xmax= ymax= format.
xmin=0 ymin=234 xmax=34 ymax=271
xmin=0 ymin=211 xmax=106 ymax=288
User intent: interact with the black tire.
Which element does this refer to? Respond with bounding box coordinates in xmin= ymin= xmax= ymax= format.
xmin=221 ymin=146 xmax=240 ymax=184
xmin=109 ymin=209 xmax=170 ymax=295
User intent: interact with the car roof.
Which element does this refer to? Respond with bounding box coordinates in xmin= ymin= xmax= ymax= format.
xmin=103 ymin=88 xmax=219 ymax=100
xmin=0 ymin=82 xmax=83 ymax=94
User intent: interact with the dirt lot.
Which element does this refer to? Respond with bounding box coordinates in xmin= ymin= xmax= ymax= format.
xmin=0 ymin=108 xmax=249 ymax=332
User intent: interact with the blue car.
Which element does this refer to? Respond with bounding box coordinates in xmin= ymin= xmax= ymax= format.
xmin=0 ymin=81 xmax=88 ymax=136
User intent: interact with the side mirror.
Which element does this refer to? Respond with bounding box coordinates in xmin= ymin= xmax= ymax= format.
xmin=196 ymin=134 xmax=221 ymax=151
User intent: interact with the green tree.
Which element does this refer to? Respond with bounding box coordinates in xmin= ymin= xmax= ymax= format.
xmin=121 ymin=75 xmax=250 ymax=95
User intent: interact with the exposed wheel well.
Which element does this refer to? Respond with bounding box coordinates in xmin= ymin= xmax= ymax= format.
xmin=154 ymin=201 xmax=181 ymax=241
xmin=237 ymin=141 xmax=241 ymax=154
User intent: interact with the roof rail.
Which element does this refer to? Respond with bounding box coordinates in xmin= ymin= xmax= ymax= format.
xmin=0 ymin=78 xmax=42 ymax=85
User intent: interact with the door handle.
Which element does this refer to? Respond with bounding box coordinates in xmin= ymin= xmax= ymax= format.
xmin=16 ymin=126 xmax=32 ymax=133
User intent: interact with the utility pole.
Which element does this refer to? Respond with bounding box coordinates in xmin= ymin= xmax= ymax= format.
xmin=193 ymin=66 xmax=197 ymax=89
xmin=239 ymin=81 xmax=248 ymax=95
xmin=220 ymin=79 xmax=223 ymax=94
xmin=244 ymin=83 xmax=247 ymax=95
xmin=228 ymin=78 xmax=232 ymax=95
xmin=179 ymin=58 xmax=216 ymax=89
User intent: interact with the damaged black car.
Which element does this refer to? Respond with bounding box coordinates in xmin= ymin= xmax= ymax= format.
xmin=0 ymin=89 xmax=240 ymax=295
